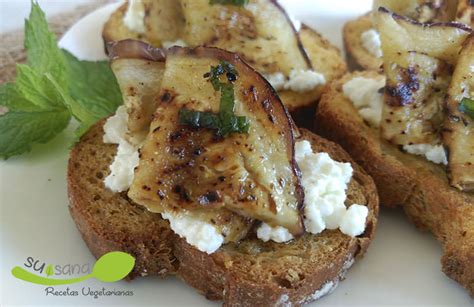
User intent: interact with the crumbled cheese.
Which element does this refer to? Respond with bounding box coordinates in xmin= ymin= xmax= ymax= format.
xmin=343 ymin=76 xmax=385 ymax=127
xmin=361 ymin=29 xmax=382 ymax=58
xmin=103 ymin=105 xmax=128 ymax=144
xmin=257 ymin=223 xmax=294 ymax=243
xmin=339 ymin=204 xmax=369 ymax=237
xmin=161 ymin=211 xmax=224 ymax=254
xmin=123 ymin=0 xmax=146 ymax=33
xmin=264 ymin=69 xmax=326 ymax=93
xmin=257 ymin=141 xmax=368 ymax=243
xmin=403 ymin=143 xmax=448 ymax=165
xmin=161 ymin=40 xmax=187 ymax=49
xmin=103 ymin=106 xmax=140 ymax=193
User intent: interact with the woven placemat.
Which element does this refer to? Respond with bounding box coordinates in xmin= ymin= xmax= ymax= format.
xmin=0 ymin=0 xmax=116 ymax=84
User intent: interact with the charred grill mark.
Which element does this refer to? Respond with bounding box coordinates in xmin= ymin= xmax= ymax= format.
xmin=172 ymin=147 xmax=186 ymax=159
xmin=386 ymin=67 xmax=420 ymax=106
xmin=157 ymin=190 xmax=165 ymax=200
xmin=160 ymin=90 xmax=175 ymax=103
xmin=173 ymin=185 xmax=191 ymax=202
xmin=169 ymin=130 xmax=183 ymax=142
xmin=193 ymin=147 xmax=204 ymax=156
xmin=261 ymin=99 xmax=276 ymax=123
xmin=197 ymin=191 xmax=221 ymax=205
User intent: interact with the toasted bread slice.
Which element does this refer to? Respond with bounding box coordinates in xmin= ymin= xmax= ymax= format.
xmin=315 ymin=71 xmax=474 ymax=296
xmin=67 ymin=119 xmax=177 ymax=279
xmin=102 ymin=2 xmax=347 ymax=125
xmin=68 ymin=121 xmax=378 ymax=305
xmin=343 ymin=14 xmax=383 ymax=71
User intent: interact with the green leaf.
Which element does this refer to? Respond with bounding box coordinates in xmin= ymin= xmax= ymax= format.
xmin=459 ymin=97 xmax=474 ymax=120
xmin=16 ymin=64 xmax=67 ymax=110
xmin=62 ymin=50 xmax=123 ymax=136
xmin=92 ymin=252 xmax=135 ymax=282
xmin=0 ymin=83 xmax=38 ymax=112
xmin=45 ymin=264 xmax=54 ymax=277
xmin=209 ymin=0 xmax=249 ymax=6
xmin=24 ymin=1 xmax=66 ymax=88
xmin=0 ymin=109 xmax=70 ymax=159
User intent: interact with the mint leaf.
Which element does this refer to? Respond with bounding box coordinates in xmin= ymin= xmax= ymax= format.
xmin=25 ymin=1 xmax=67 ymax=87
xmin=0 ymin=109 xmax=70 ymax=159
xmin=0 ymin=83 xmax=38 ymax=112
xmin=459 ymin=97 xmax=474 ymax=120
xmin=16 ymin=64 xmax=67 ymax=110
xmin=62 ymin=50 xmax=122 ymax=135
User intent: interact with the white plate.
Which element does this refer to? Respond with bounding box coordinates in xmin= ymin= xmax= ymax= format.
xmin=0 ymin=1 xmax=471 ymax=306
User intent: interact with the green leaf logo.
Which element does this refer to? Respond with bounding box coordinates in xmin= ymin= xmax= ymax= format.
xmin=45 ymin=264 xmax=54 ymax=277
xmin=11 ymin=252 xmax=135 ymax=286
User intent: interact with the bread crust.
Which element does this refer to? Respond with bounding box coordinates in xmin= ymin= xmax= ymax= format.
xmin=343 ymin=14 xmax=383 ymax=72
xmin=315 ymin=71 xmax=474 ymax=296
xmin=68 ymin=121 xmax=378 ymax=305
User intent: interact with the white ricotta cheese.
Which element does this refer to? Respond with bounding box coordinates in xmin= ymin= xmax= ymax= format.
xmin=256 ymin=140 xmax=368 ymax=243
xmin=339 ymin=204 xmax=369 ymax=237
xmin=343 ymin=76 xmax=385 ymax=127
xmin=161 ymin=39 xmax=188 ymax=49
xmin=103 ymin=106 xmax=140 ymax=193
xmin=257 ymin=223 xmax=294 ymax=243
xmin=123 ymin=0 xmax=146 ymax=33
xmin=264 ymin=69 xmax=326 ymax=93
xmin=360 ymin=29 xmax=382 ymax=58
xmin=403 ymin=143 xmax=448 ymax=165
xmin=161 ymin=211 xmax=224 ymax=254
xmin=103 ymin=105 xmax=128 ymax=144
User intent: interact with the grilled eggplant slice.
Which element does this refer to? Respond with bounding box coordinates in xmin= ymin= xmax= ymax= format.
xmin=179 ymin=0 xmax=311 ymax=75
xmin=373 ymin=0 xmax=459 ymax=23
xmin=103 ymin=0 xmax=339 ymax=113
xmin=376 ymin=7 xmax=471 ymax=65
xmin=455 ymin=0 xmax=473 ymax=26
xmin=376 ymin=8 xmax=471 ymax=145
xmin=110 ymin=53 xmax=166 ymax=142
xmin=443 ymin=34 xmax=474 ymax=191
xmin=111 ymin=43 xmax=305 ymax=235
xmin=103 ymin=0 xmax=184 ymax=46
xmin=381 ymin=51 xmax=452 ymax=145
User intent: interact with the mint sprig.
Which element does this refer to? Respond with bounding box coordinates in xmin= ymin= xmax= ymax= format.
xmin=0 ymin=2 xmax=122 ymax=159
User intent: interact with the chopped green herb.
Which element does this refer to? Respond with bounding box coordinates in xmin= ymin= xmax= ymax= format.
xmin=459 ymin=97 xmax=474 ymax=120
xmin=178 ymin=109 xmax=219 ymax=130
xmin=204 ymin=61 xmax=238 ymax=90
xmin=209 ymin=0 xmax=249 ymax=6
xmin=179 ymin=62 xmax=249 ymax=137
